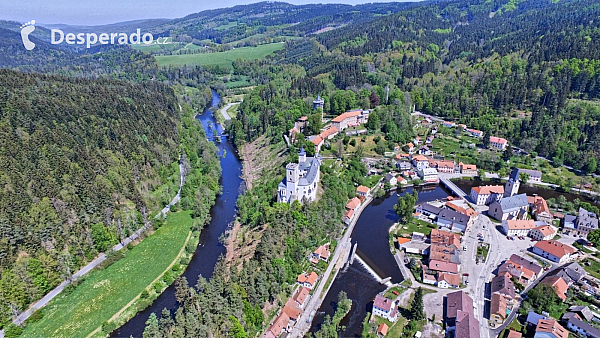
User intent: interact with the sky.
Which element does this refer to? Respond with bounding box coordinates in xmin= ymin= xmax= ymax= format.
xmin=0 ymin=0 xmax=413 ymax=26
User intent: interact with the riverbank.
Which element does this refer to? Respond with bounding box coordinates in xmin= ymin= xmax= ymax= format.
xmin=20 ymin=211 xmax=198 ymax=338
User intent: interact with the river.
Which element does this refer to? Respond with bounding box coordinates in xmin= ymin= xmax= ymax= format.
xmin=112 ymin=91 xmax=243 ymax=337
xmin=309 ymin=185 xmax=450 ymax=337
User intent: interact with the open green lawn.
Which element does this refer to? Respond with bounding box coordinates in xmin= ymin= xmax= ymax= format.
xmin=383 ymin=286 xmax=404 ymax=299
xmin=582 ymin=258 xmax=600 ymax=280
xmin=397 ymin=218 xmax=435 ymax=237
xmin=155 ymin=43 xmax=284 ymax=69
xmin=21 ymin=211 xmax=194 ymax=338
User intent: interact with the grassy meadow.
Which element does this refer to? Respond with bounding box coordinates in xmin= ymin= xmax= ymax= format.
xmin=20 ymin=211 xmax=195 ymax=338
xmin=155 ymin=43 xmax=284 ymax=69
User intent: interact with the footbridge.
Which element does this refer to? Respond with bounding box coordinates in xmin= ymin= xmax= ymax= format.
xmin=440 ymin=177 xmax=468 ymax=198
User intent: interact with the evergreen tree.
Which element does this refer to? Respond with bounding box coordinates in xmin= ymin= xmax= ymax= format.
xmin=410 ymin=287 xmax=425 ymax=321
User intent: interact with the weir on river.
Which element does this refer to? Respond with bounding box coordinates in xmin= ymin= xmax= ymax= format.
xmin=111 ymin=91 xmax=243 ymax=337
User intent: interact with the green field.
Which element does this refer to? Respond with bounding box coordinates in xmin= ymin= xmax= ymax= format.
xmin=155 ymin=43 xmax=284 ymax=69
xmin=21 ymin=211 xmax=194 ymax=338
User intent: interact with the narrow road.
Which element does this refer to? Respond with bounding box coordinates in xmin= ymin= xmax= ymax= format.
xmin=8 ymin=162 xmax=187 ymax=329
xmin=219 ymin=102 xmax=240 ymax=121
xmin=288 ymin=192 xmax=376 ymax=337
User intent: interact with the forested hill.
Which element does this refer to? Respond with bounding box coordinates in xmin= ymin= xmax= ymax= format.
xmin=276 ymin=0 xmax=600 ymax=173
xmin=0 ymin=27 xmax=159 ymax=80
xmin=0 ymin=69 xmax=180 ymax=326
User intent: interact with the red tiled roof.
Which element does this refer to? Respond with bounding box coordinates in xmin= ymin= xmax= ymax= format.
xmin=374 ymin=295 xmax=393 ymax=312
xmin=283 ymin=299 xmax=302 ymax=320
xmin=542 ymin=276 xmax=568 ymax=301
xmin=269 ymin=312 xmax=290 ymax=336
xmin=313 ymin=245 xmax=330 ymax=259
xmin=397 ymin=237 xmax=411 ymax=245
xmin=437 ymin=272 xmax=460 ymax=286
xmin=505 ymin=220 xmax=537 ymax=231
xmin=293 ymin=287 xmax=310 ymax=306
xmin=428 ymin=260 xmax=458 ymax=273
xmin=346 ymin=197 xmax=361 ymax=210
xmin=297 ymin=272 xmax=318 ymax=286
xmin=357 ymin=185 xmax=370 ymax=194
xmin=490 ymin=136 xmax=508 ymax=144
xmin=533 ymin=225 xmax=555 ymax=237
xmin=534 ymin=240 xmax=577 ymax=259
xmin=490 ymin=293 xmax=507 ymax=319
xmin=507 ymin=330 xmax=522 ymax=338
xmin=430 ymin=229 xmax=461 ymax=248
xmin=472 ymin=185 xmax=504 ymax=195
xmin=331 ymin=110 xmax=361 ymax=123
xmin=377 ymin=323 xmax=389 ymax=336
xmin=535 ymin=318 xmax=568 ymax=338
xmin=412 ymin=155 xmax=428 ymax=162
xmin=459 ymin=162 xmax=477 ymax=171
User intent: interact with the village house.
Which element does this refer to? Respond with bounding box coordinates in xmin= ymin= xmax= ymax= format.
xmin=411 ymin=154 xmax=430 ymax=170
xmin=418 ymin=167 xmax=439 ymax=183
xmin=490 ymin=293 xmax=508 ymax=325
xmin=517 ymin=168 xmax=543 ymax=183
xmin=436 ymin=160 xmax=456 ymax=173
xmin=442 ymin=121 xmax=456 ymax=128
xmin=529 ymin=225 xmax=556 ymax=241
xmin=467 ymin=128 xmax=483 ymax=138
xmin=429 ymin=244 xmax=461 ymax=265
xmin=445 ymin=202 xmax=477 ymax=219
xmin=415 ymin=203 xmax=442 ymax=221
xmin=293 ymin=287 xmax=310 ymax=308
xmin=297 ymin=271 xmax=318 ymax=289
xmin=507 ymin=330 xmax=523 ymax=338
xmin=396 ymin=160 xmax=412 ymax=171
xmin=267 ymin=311 xmax=290 ymax=337
xmin=278 ymin=148 xmax=321 ymax=204
xmin=529 ymin=196 xmax=554 ymax=223
xmin=534 ymin=318 xmax=569 ymax=338
xmin=547 ymin=262 xmax=586 ymax=285
xmin=417 ymin=145 xmax=432 ymax=156
xmin=377 ymin=323 xmax=389 ymax=337
xmin=490 ymin=136 xmax=508 ymax=150
xmin=372 ymin=295 xmax=398 ymax=322
xmin=532 ymin=240 xmax=577 ymax=264
xmin=422 ymin=271 xmax=436 ymax=285
xmin=311 ymin=244 xmax=330 ymax=263
xmin=356 ymin=185 xmax=370 ymax=197
xmin=437 ymin=272 xmax=460 ymax=288
xmin=406 ymin=142 xmax=415 ymax=153
xmin=564 ymin=315 xmax=600 ymax=338
xmin=430 ymin=229 xmax=461 ymax=249
xmin=428 ymin=260 xmax=459 ymax=274
xmin=282 ymin=299 xmax=302 ymax=322
xmin=384 ymin=173 xmax=397 ymax=186
xmin=437 ymin=208 xmax=473 ymax=233
xmin=572 ymin=207 xmax=599 ymax=238
xmin=445 ymin=291 xmax=480 ymax=338
xmin=498 ymin=260 xmax=537 ymax=285
xmin=470 ymin=185 xmax=505 ymax=205
xmin=488 ymin=194 xmax=529 ymax=221
xmin=313 ymin=95 xmax=324 ymax=111
xmin=459 ymin=162 xmax=477 ymax=175
xmin=311 ymin=126 xmax=339 ymax=152
xmin=491 ymin=274 xmax=516 ymax=301
xmin=501 ymin=219 xmax=538 ymax=237
xmin=344 ymin=197 xmax=361 ymax=224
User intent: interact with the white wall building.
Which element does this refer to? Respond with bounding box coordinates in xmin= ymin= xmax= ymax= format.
xmin=278 ymin=148 xmax=321 ymax=204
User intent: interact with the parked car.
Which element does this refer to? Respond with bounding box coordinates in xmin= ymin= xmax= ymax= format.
xmin=392 ymin=290 xmax=399 ymax=295
xmin=506 ymin=236 xmax=511 ymax=240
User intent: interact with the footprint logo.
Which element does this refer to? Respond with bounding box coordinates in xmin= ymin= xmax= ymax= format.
xmin=20 ymin=20 xmax=36 ymax=51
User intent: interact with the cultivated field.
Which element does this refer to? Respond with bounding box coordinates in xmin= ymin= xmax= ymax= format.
xmin=155 ymin=43 xmax=284 ymax=69
xmin=20 ymin=211 xmax=194 ymax=338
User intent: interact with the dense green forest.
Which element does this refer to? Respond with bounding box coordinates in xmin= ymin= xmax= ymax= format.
xmin=0 ymin=69 xmax=221 ymax=329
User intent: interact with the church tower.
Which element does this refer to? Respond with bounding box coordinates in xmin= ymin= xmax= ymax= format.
xmin=504 ymin=168 xmax=521 ymax=197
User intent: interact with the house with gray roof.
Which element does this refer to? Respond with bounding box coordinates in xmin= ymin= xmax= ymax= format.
xmin=567 ymin=305 xmax=594 ymax=322
xmin=437 ymin=208 xmax=472 ymax=233
xmin=565 ymin=315 xmax=600 ymax=338
xmin=488 ymin=194 xmax=529 ymax=221
xmin=575 ymin=207 xmax=599 ymax=238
